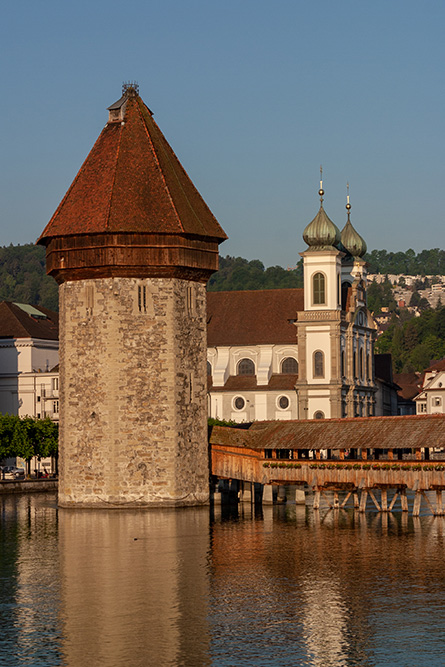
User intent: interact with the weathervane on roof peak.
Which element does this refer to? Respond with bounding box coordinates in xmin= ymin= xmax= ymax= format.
xmin=122 ymin=81 xmax=139 ymax=96
xmin=346 ymin=182 xmax=351 ymax=219
xmin=318 ymin=165 xmax=324 ymax=205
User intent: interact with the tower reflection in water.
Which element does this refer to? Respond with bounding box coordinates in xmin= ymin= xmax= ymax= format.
xmin=58 ymin=507 xmax=211 ymax=667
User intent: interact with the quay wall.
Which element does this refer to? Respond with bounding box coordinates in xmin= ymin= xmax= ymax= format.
xmin=0 ymin=480 xmax=58 ymax=495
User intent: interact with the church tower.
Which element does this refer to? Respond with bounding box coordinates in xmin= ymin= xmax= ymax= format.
xmin=38 ymin=84 xmax=227 ymax=507
xmin=295 ymin=176 xmax=376 ymax=419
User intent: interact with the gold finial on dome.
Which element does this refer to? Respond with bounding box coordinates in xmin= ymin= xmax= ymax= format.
xmin=346 ymin=182 xmax=351 ymax=214
xmin=340 ymin=183 xmax=367 ymax=258
xmin=318 ymin=165 xmax=324 ymax=202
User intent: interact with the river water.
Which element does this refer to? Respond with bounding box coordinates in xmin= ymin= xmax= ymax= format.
xmin=2 ymin=492 xmax=445 ymax=667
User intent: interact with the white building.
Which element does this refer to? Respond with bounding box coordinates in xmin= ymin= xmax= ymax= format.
xmin=0 ymin=302 xmax=59 ymax=473
xmin=415 ymin=361 xmax=445 ymax=415
xmin=0 ymin=302 xmax=59 ymax=419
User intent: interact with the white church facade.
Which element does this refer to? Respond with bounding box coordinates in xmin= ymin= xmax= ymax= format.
xmin=207 ymin=185 xmax=378 ymax=422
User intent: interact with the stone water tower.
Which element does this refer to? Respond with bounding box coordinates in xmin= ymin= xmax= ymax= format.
xmin=38 ymin=84 xmax=227 ymax=507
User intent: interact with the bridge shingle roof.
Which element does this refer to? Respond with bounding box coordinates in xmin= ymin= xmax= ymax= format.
xmin=210 ymin=414 xmax=445 ymax=450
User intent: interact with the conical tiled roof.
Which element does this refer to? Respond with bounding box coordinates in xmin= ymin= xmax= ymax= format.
xmin=39 ymin=87 xmax=227 ymax=243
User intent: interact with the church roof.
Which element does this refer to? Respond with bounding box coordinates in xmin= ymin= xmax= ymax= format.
xmin=208 ymin=374 xmax=299 ymax=392
xmin=0 ymin=302 xmax=59 ymax=340
xmin=39 ymin=86 xmax=227 ymax=243
xmin=207 ymin=289 xmax=303 ymax=346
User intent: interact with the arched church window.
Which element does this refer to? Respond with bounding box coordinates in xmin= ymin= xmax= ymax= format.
xmin=359 ymin=348 xmax=364 ymax=380
xmin=341 ymin=281 xmax=351 ymax=311
xmin=281 ymin=357 xmax=298 ymax=374
xmin=314 ymin=411 xmax=325 ymax=419
xmin=313 ymin=351 xmax=324 ymax=378
xmin=353 ymin=350 xmax=357 ymax=379
xmin=237 ymin=358 xmax=255 ymax=376
xmin=313 ymin=272 xmax=326 ymax=305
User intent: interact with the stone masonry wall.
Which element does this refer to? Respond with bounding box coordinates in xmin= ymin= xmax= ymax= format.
xmin=58 ymin=277 xmax=209 ymax=507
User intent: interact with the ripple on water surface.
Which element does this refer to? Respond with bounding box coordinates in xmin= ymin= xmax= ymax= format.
xmin=2 ymin=495 xmax=445 ymax=666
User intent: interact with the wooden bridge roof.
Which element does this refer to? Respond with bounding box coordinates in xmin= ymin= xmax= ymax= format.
xmin=209 ymin=414 xmax=445 ymax=451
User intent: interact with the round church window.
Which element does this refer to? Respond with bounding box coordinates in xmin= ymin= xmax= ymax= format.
xmin=278 ymin=396 xmax=289 ymax=410
xmin=234 ymin=396 xmax=245 ymax=410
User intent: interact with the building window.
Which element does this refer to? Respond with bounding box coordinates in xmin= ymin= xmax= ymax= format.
xmin=233 ymin=396 xmax=246 ymax=410
xmin=433 ymin=397 xmax=442 ymax=406
xmin=281 ymin=357 xmax=298 ymax=374
xmin=314 ymin=411 xmax=325 ymax=419
xmin=367 ymin=353 xmax=372 ymax=381
xmin=53 ymin=400 xmax=59 ymax=414
xmin=52 ymin=378 xmax=59 ymax=391
xmin=341 ymin=350 xmax=345 ymax=377
xmin=138 ymin=285 xmax=147 ymax=313
xmin=313 ymin=272 xmax=326 ymax=305
xmin=237 ymin=358 xmax=255 ymax=376
xmin=277 ymin=395 xmax=290 ymax=410
xmin=359 ymin=348 xmax=364 ymax=381
xmin=313 ymin=351 xmax=324 ymax=378
xmin=207 ymin=361 xmax=212 ymax=376
xmin=419 ymin=403 xmax=427 ymax=413
xmin=186 ymin=285 xmax=196 ymax=316
xmin=341 ymin=282 xmax=350 ymax=310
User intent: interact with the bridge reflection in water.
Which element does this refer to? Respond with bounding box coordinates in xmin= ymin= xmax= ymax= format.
xmin=210 ymin=414 xmax=445 ymax=516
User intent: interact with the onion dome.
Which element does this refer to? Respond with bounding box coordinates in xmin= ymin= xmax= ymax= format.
xmin=303 ymin=179 xmax=341 ymax=251
xmin=340 ymin=193 xmax=367 ymax=258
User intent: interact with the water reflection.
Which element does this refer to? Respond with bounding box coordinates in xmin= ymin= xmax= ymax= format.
xmin=2 ymin=494 xmax=445 ymax=666
xmin=58 ymin=507 xmax=211 ymax=667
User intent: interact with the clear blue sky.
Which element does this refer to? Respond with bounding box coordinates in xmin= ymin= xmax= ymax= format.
xmin=1 ymin=0 xmax=444 ymax=267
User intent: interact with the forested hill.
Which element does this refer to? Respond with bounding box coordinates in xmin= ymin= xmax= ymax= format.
xmin=207 ymin=256 xmax=304 ymax=291
xmin=0 ymin=244 xmax=58 ymax=311
xmin=365 ymin=248 xmax=445 ymax=276
xmin=0 ymin=244 xmax=444 ymax=310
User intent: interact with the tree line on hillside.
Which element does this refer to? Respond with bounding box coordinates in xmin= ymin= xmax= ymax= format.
xmin=207 ymin=256 xmax=304 ymax=291
xmin=376 ymin=306 xmax=445 ymax=373
xmin=364 ymin=248 xmax=445 ymax=276
xmin=0 ymin=244 xmax=58 ymax=310
xmin=0 ymin=244 xmax=444 ymax=308
xmin=0 ymin=415 xmax=58 ymax=474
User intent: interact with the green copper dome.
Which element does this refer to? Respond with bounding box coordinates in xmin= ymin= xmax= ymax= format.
xmin=340 ymin=213 xmax=367 ymax=258
xmin=303 ymin=203 xmax=341 ymax=251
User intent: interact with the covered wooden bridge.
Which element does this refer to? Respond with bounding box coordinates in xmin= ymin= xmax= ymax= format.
xmin=209 ymin=414 xmax=445 ymax=515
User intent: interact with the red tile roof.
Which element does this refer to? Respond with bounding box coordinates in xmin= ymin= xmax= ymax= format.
xmin=207 ymin=289 xmax=303 ymax=346
xmin=208 ymin=374 xmax=298 ymax=392
xmin=0 ymin=302 xmax=59 ymax=340
xmin=39 ymin=91 xmax=227 ymax=243
xmin=393 ymin=372 xmax=421 ymax=401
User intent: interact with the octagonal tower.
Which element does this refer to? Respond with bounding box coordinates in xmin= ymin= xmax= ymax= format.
xmin=38 ymin=84 xmax=227 ymax=507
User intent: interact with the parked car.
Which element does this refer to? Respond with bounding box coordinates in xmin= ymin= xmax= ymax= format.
xmin=3 ymin=467 xmax=25 ymax=479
